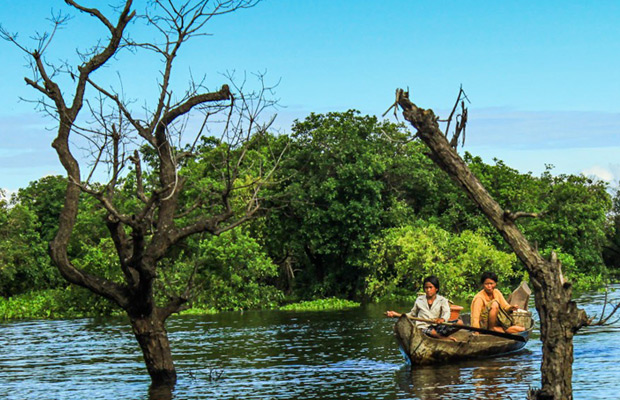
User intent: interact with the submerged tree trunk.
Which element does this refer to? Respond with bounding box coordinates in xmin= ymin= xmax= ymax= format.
xmin=130 ymin=314 xmax=177 ymax=384
xmin=528 ymin=253 xmax=587 ymax=400
xmin=395 ymin=89 xmax=588 ymax=399
xmin=5 ymin=0 xmax=279 ymax=388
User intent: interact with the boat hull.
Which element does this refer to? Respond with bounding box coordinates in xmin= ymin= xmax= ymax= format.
xmin=394 ymin=315 xmax=532 ymax=365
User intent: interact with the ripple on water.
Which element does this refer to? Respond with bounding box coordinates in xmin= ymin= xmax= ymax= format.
xmin=2 ymin=287 xmax=620 ymax=399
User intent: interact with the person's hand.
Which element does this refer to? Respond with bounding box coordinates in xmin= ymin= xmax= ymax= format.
xmin=434 ymin=318 xmax=444 ymax=324
xmin=385 ymin=311 xmax=394 ymax=318
xmin=509 ymin=304 xmax=519 ymax=312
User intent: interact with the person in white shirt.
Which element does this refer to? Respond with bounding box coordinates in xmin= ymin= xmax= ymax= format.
xmin=385 ymin=275 xmax=459 ymax=340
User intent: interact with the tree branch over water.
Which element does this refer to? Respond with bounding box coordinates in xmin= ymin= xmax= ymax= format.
xmin=393 ymin=87 xmax=590 ymax=400
xmin=2 ymin=0 xmax=283 ymax=387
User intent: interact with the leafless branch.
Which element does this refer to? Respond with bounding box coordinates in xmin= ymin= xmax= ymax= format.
xmin=443 ymin=86 xmax=470 ymax=149
xmin=129 ymin=150 xmax=149 ymax=203
xmin=587 ymin=288 xmax=620 ymax=326
xmin=450 ymin=100 xmax=468 ymax=148
xmin=86 ymin=77 xmax=151 ymax=143
xmin=65 ymin=0 xmax=118 ymax=31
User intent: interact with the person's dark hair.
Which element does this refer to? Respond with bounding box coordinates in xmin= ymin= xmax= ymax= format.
xmin=423 ymin=275 xmax=440 ymax=291
xmin=480 ymin=271 xmax=498 ymax=284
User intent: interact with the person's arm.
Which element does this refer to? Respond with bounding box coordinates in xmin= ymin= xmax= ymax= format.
xmin=495 ymin=289 xmax=517 ymax=312
xmin=385 ymin=310 xmax=402 ymax=318
xmin=386 ymin=298 xmax=421 ymax=318
xmin=471 ymin=297 xmax=483 ymax=328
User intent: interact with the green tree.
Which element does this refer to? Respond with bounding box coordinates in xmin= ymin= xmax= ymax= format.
xmin=465 ymin=156 xmax=612 ymax=287
xmin=2 ymin=0 xmax=279 ymax=386
xmin=525 ymin=173 xmax=611 ymax=288
xmin=603 ymin=188 xmax=620 ymax=276
xmin=265 ymin=111 xmax=408 ymax=298
xmin=165 ymin=229 xmax=283 ymax=311
xmin=0 ymin=200 xmax=61 ymax=296
xmin=364 ymin=224 xmax=517 ymax=302
xmin=14 ymin=175 xmax=67 ymax=243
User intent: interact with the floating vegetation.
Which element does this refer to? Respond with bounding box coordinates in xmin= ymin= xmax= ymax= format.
xmin=279 ymin=297 xmax=360 ymax=311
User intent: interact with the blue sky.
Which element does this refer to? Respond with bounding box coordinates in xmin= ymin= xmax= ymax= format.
xmin=1 ymin=0 xmax=619 ymax=193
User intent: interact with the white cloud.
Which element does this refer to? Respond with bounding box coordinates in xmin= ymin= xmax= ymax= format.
xmin=0 ymin=188 xmax=17 ymax=202
xmin=581 ymin=166 xmax=615 ymax=182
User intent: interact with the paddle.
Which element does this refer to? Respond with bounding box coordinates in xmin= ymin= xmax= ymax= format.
xmin=405 ymin=316 xmax=526 ymax=342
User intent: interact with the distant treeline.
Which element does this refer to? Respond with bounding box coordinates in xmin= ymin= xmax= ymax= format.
xmin=1 ymin=110 xmax=618 ymax=319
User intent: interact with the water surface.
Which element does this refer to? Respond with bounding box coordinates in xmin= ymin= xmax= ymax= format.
xmin=1 ymin=287 xmax=619 ymax=399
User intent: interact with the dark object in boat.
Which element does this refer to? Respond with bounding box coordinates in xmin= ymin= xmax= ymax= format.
xmin=406 ymin=316 xmax=527 ymax=342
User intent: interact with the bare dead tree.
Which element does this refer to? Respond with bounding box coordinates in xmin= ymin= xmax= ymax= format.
xmin=1 ymin=0 xmax=284 ymax=386
xmin=390 ymin=88 xmax=618 ymax=399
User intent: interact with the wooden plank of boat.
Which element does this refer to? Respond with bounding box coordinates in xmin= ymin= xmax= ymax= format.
xmin=394 ymin=315 xmax=533 ymax=365
xmin=507 ymin=281 xmax=531 ymax=310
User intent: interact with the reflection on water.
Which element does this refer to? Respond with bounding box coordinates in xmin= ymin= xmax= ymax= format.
xmin=0 ymin=286 xmax=619 ymax=399
xmin=395 ymin=350 xmax=538 ymax=400
xmin=397 ymin=364 xmax=464 ymax=399
xmin=148 ymin=383 xmax=173 ymax=400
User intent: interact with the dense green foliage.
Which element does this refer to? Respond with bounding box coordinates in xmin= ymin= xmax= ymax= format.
xmin=465 ymin=156 xmax=612 ymax=291
xmin=279 ymin=298 xmax=360 ymax=311
xmin=163 ymin=230 xmax=284 ymax=311
xmin=262 ymin=111 xmax=410 ymax=298
xmin=0 ymin=193 xmax=62 ymax=297
xmin=1 ymin=110 xmax=616 ymax=320
xmin=603 ymin=189 xmax=620 ymax=277
xmin=0 ymin=288 xmax=122 ymax=320
xmin=364 ymin=224 xmax=519 ymax=302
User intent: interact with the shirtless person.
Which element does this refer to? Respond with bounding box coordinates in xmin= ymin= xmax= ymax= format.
xmin=471 ymin=272 xmax=525 ymax=334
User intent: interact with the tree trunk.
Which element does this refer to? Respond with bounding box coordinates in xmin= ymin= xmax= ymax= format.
xmin=396 ymin=90 xmax=588 ymax=399
xmin=531 ymin=286 xmax=575 ymax=400
xmin=528 ymin=254 xmax=587 ymax=400
xmin=8 ymin=0 xmax=275 ymax=390
xmin=130 ymin=314 xmax=177 ymax=385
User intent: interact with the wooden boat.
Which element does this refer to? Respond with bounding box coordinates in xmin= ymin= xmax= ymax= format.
xmin=394 ymin=282 xmax=534 ymax=365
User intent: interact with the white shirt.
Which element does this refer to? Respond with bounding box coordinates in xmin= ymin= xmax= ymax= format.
xmin=407 ymin=294 xmax=451 ymax=328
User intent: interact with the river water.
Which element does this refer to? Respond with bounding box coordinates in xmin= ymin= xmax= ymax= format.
xmin=1 ymin=287 xmax=619 ymax=400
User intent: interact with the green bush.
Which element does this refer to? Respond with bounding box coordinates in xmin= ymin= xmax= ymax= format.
xmin=279 ymin=297 xmax=360 ymax=311
xmin=0 ymin=287 xmax=121 ymax=321
xmin=163 ymin=230 xmax=285 ymax=311
xmin=364 ymin=224 xmax=518 ymax=301
xmin=0 ymin=203 xmax=62 ymax=297
xmin=178 ymin=306 xmax=218 ymax=315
